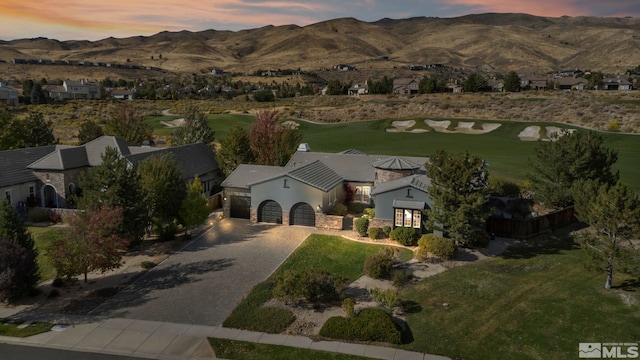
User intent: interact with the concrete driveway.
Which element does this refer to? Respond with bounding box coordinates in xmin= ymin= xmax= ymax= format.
xmin=91 ymin=219 xmax=312 ymax=326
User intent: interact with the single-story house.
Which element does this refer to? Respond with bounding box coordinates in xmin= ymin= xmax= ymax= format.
xmin=110 ymin=89 xmax=136 ymax=100
xmin=0 ymin=83 xmax=19 ymax=107
xmin=222 ymin=148 xmax=432 ymax=232
xmin=601 ymin=77 xmax=633 ymax=91
xmin=1 ymin=136 xmax=219 ymax=209
xmin=556 ymin=77 xmax=588 ymax=91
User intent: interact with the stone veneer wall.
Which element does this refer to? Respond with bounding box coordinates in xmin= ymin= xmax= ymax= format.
xmin=374 ymin=168 xmax=416 ymax=187
xmin=315 ymin=213 xmax=344 ymax=230
xmin=369 ymin=218 xmax=393 ymax=230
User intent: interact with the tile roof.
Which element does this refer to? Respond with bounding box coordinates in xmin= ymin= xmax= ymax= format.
xmin=28 ymin=146 xmax=88 ymax=170
xmin=286 ymin=160 xmax=343 ymax=192
xmin=372 ymin=157 xmax=421 ymax=170
xmin=221 ymin=164 xmax=289 ymax=189
xmin=339 ymin=148 xmax=367 ymax=155
xmin=287 ymin=151 xmax=428 ymax=182
xmin=371 ymin=174 xmax=431 ymax=195
xmin=0 ymin=145 xmax=58 ymax=187
xmin=83 ymin=136 xmax=136 ymax=165
xmin=393 ymin=199 xmax=426 ymax=210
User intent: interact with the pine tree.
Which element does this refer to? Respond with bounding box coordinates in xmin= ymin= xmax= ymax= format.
xmin=170 ymin=105 xmax=215 ymax=146
xmin=179 ymin=175 xmax=211 ymax=236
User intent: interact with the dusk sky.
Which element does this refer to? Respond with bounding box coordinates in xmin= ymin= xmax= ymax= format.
xmin=2 ymin=1 xmax=640 ymax=41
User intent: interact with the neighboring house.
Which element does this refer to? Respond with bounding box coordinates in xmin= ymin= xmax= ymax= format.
xmin=0 ymin=136 xmax=219 ymax=209
xmin=520 ymin=76 xmax=549 ymax=91
xmin=557 ymin=69 xmax=583 ymax=78
xmin=393 ymin=78 xmax=420 ymax=94
xmin=601 ymin=77 xmax=633 ymax=91
xmin=556 ymin=77 xmax=588 ymax=91
xmin=348 ymin=82 xmax=369 ymax=96
xmin=221 ymin=148 xmax=432 ymax=232
xmin=0 ymin=82 xmax=19 ymax=107
xmin=110 ymin=89 xmax=135 ymax=100
xmin=45 ymin=79 xmax=100 ymax=100
xmin=446 ymin=83 xmax=463 ymax=93
xmin=487 ymin=79 xmax=505 ymax=92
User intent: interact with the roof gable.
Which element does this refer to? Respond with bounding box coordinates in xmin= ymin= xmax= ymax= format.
xmin=0 ymin=145 xmax=57 ymax=187
xmin=28 ymin=146 xmax=88 ymax=170
xmin=371 ymin=174 xmax=431 ymax=195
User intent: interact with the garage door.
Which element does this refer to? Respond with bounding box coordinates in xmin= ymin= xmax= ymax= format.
xmin=258 ymin=200 xmax=282 ymax=224
xmin=290 ymin=203 xmax=316 ymax=227
xmin=229 ymin=196 xmax=250 ymax=219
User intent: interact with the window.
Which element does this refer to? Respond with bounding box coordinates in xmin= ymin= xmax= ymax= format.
xmin=353 ymin=185 xmax=371 ymax=203
xmin=29 ymin=186 xmax=35 ymax=197
xmin=362 ymin=186 xmax=371 ymax=203
xmin=4 ymin=190 xmax=11 ymax=204
xmin=404 ymin=209 xmax=412 ymax=227
xmin=412 ymin=211 xmax=421 ymax=228
xmin=395 ymin=209 xmax=403 ymax=227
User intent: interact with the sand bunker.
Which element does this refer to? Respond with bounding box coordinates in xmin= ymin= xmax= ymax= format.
xmin=161 ymin=118 xmax=185 ymax=128
xmin=518 ymin=126 xmax=541 ymax=141
xmin=424 ymin=119 xmax=500 ymax=134
xmin=386 ymin=120 xmax=421 ymax=133
xmin=281 ymin=120 xmax=300 ymax=128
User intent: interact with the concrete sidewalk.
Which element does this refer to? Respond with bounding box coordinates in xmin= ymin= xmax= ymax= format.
xmin=0 ymin=308 xmax=450 ymax=360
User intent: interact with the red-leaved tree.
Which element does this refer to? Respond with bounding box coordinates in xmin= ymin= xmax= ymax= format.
xmin=249 ymin=109 xmax=303 ymax=166
xmin=49 ymin=206 xmax=130 ymax=283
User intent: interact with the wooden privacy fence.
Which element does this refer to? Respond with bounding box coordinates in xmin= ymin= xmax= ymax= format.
xmin=487 ymin=206 xmax=575 ymax=239
xmin=208 ymin=191 xmax=223 ymax=210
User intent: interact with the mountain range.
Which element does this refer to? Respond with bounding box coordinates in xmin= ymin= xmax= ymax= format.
xmin=1 ymin=13 xmax=640 ymax=76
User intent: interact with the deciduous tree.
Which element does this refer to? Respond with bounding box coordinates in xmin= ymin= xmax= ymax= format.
xmin=49 ymin=206 xmax=130 ymax=283
xmin=249 ymin=109 xmax=303 ymax=166
xmin=179 ymin=175 xmax=211 ymax=236
xmin=573 ymin=181 xmax=640 ymax=289
xmin=217 ymin=125 xmax=255 ymax=176
xmin=170 ymin=105 xmax=215 ymax=146
xmin=528 ymin=131 xmax=618 ymax=209
xmin=138 ymin=153 xmax=186 ymax=238
xmin=77 ymin=121 xmax=104 ymax=145
xmin=104 ymin=103 xmax=152 ymax=144
xmin=424 ymin=150 xmax=492 ymax=247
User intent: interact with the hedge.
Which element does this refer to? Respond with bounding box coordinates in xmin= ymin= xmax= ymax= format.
xmin=319 ymin=307 xmax=402 ymax=344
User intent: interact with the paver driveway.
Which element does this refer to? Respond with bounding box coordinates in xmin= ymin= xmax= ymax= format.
xmin=92 ymin=219 xmax=312 ymax=326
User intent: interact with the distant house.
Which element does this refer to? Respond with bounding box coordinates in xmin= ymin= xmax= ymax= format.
xmin=222 ymin=148 xmax=432 ymax=233
xmin=211 ymin=68 xmax=225 ymax=75
xmin=0 ymin=82 xmax=19 ymax=107
xmin=348 ymin=82 xmax=369 ymax=96
xmin=556 ymin=77 xmax=588 ymax=91
xmin=110 ymin=89 xmax=135 ymax=100
xmin=333 ymin=64 xmax=357 ymax=71
xmin=446 ymin=83 xmax=463 ymax=93
xmin=0 ymin=136 xmax=219 ymax=209
xmin=601 ymin=77 xmax=633 ymax=91
xmin=557 ymin=69 xmax=583 ymax=78
xmin=45 ymin=79 xmax=100 ymax=100
xmin=520 ymin=76 xmax=549 ymax=91
xmin=393 ymin=78 xmax=420 ymax=94
xmin=487 ymin=79 xmax=505 ymax=92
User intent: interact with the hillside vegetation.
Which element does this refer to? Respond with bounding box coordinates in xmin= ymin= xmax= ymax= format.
xmin=2 ymin=13 xmax=640 ymax=76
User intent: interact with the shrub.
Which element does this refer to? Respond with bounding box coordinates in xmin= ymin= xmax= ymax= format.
xmin=51 ymin=278 xmax=64 ymax=287
xmin=140 ymin=261 xmax=157 ymax=269
xmin=382 ymin=226 xmax=392 ymax=238
xmin=27 ymin=208 xmax=50 ymax=223
xmin=391 ymin=227 xmax=418 ymax=246
xmin=273 ymin=269 xmax=347 ymax=304
xmin=348 ymin=202 xmax=364 ymax=214
xmin=47 ymin=289 xmax=60 ymax=299
xmin=421 ymin=234 xmax=457 ymax=260
xmin=608 ymin=121 xmax=620 ymax=131
xmin=319 ymin=307 xmax=402 ymax=344
xmin=370 ymin=288 xmax=400 ymax=308
xmin=368 ymin=227 xmax=380 ymax=240
xmin=363 ymin=208 xmax=375 ymax=218
xmin=363 ymin=248 xmax=397 ymax=279
xmin=342 ymin=298 xmax=356 ymax=318
xmin=354 ymin=217 xmax=369 ymax=236
xmin=392 ymin=269 xmax=413 ymax=286
xmin=329 ymin=203 xmax=348 ymax=216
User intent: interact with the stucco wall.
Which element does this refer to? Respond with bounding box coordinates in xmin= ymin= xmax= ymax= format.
xmin=251 ymin=175 xmax=330 ymax=213
xmin=1 ymin=181 xmax=38 ymax=208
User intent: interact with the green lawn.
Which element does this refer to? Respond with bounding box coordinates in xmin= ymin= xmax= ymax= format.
xmin=399 ymin=232 xmax=640 ymax=360
xmin=28 ymin=226 xmax=64 ymax=282
xmin=163 ymin=114 xmax=640 ymax=192
xmin=208 ymin=338 xmax=373 ymax=360
xmin=223 ymin=234 xmax=413 ymax=333
xmin=0 ymin=320 xmax=52 ymax=337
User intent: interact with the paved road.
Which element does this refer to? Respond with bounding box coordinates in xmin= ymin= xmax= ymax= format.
xmin=92 ymin=219 xmax=312 ymax=326
xmin=1 ymin=343 xmax=142 ymax=360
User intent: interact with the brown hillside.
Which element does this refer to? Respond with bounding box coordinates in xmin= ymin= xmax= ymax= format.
xmin=1 ymin=13 xmax=640 ymax=77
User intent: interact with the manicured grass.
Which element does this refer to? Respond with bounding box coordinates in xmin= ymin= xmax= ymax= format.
xmin=398 ymin=233 xmax=640 ymax=360
xmin=208 ymin=338 xmax=372 ymax=360
xmin=0 ymin=320 xmax=52 ymax=337
xmin=196 ymin=115 xmax=640 ymax=192
xmin=28 ymin=226 xmax=64 ymax=282
xmin=222 ymin=235 xmax=413 ymax=333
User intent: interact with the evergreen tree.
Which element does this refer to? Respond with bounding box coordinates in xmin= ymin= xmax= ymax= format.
xmin=78 ymin=148 xmax=148 ymax=242
xmin=528 ymin=131 xmax=618 ymax=209
xmin=30 ymin=82 xmax=47 ymax=104
xmin=170 ymin=105 xmax=215 ymax=146
xmin=573 ymin=181 xmax=640 ymax=289
xmin=424 ymin=150 xmax=492 ymax=247
xmin=0 ymin=200 xmax=39 ymax=300
xmin=20 ymin=112 xmax=57 ymax=147
xmin=217 ymin=125 xmax=255 ymax=176
xmin=504 ymin=71 xmax=521 ymax=92
xmin=462 ymin=73 xmax=489 ymax=92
